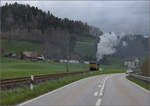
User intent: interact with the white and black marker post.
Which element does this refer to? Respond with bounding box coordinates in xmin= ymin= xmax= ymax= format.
xmin=30 ymin=75 xmax=34 ymax=90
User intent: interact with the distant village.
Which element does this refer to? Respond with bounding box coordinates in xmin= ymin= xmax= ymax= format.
xmin=0 ymin=48 xmax=90 ymax=64
xmin=1 ymin=47 xmax=140 ymax=68
xmin=124 ymin=56 xmax=140 ymax=69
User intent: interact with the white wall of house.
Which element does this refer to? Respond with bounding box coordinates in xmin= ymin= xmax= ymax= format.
xmin=124 ymin=58 xmax=139 ymax=68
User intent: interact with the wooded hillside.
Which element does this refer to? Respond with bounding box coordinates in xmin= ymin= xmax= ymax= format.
xmin=1 ymin=3 xmax=102 ymax=60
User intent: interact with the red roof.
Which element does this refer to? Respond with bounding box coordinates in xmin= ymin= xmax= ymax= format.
xmin=23 ymin=52 xmax=39 ymax=58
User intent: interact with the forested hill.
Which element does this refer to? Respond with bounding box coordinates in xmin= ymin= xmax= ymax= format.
xmin=1 ymin=3 xmax=102 ymax=38
xmin=1 ymin=3 xmax=102 ymax=60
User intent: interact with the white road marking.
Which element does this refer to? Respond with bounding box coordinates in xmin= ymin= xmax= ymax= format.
xmin=99 ymin=84 xmax=104 ymax=97
xmin=18 ymin=76 xmax=100 ymax=106
xmin=98 ymin=84 xmax=101 ymax=88
xmin=96 ymin=99 xmax=102 ymax=106
xmin=99 ymin=92 xmax=103 ymax=97
xmin=99 ymin=76 xmax=109 ymax=97
xmin=94 ymin=91 xmax=98 ymax=96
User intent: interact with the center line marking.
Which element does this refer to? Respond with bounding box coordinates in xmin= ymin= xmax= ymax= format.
xmin=96 ymin=99 xmax=102 ymax=106
xmin=94 ymin=91 xmax=98 ymax=96
xmin=99 ymin=76 xmax=108 ymax=97
xmin=98 ymin=85 xmax=101 ymax=88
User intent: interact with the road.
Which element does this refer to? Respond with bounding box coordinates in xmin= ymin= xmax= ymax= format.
xmin=19 ymin=74 xmax=150 ymax=106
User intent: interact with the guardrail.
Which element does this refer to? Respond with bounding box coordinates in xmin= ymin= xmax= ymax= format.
xmin=0 ymin=71 xmax=91 ymax=90
xmin=128 ymin=73 xmax=150 ymax=82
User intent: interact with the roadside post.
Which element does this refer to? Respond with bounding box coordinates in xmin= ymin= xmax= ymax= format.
xmin=66 ymin=61 xmax=69 ymax=72
xmin=30 ymin=75 xmax=34 ymax=90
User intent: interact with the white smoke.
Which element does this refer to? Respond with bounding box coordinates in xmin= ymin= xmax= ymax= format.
xmin=96 ymin=32 xmax=125 ymax=60
xmin=122 ymin=41 xmax=128 ymax=47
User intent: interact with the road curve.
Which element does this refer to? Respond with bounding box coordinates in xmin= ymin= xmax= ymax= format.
xmin=19 ymin=74 xmax=150 ymax=106
xmin=101 ymin=74 xmax=150 ymax=106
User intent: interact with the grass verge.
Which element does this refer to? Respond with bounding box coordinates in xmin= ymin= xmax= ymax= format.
xmin=126 ymin=76 xmax=150 ymax=90
xmin=0 ymin=70 xmax=124 ymax=105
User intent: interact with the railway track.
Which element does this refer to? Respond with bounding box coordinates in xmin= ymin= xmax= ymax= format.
xmin=0 ymin=71 xmax=91 ymax=90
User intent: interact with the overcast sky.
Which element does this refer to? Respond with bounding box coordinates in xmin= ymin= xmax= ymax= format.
xmin=1 ymin=1 xmax=150 ymax=35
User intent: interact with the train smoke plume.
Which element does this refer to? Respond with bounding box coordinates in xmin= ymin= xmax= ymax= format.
xmin=96 ymin=32 xmax=124 ymax=60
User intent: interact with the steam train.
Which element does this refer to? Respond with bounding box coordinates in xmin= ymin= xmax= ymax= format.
xmin=89 ymin=62 xmax=99 ymax=71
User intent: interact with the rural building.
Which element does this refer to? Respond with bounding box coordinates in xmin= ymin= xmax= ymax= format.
xmin=21 ymin=52 xmax=45 ymax=60
xmin=124 ymin=56 xmax=139 ymax=68
xmin=59 ymin=59 xmax=79 ymax=63
xmin=84 ymin=61 xmax=89 ymax=64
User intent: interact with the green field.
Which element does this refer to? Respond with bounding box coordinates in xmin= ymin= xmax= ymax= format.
xmin=1 ymin=40 xmax=43 ymax=55
xmin=75 ymin=37 xmax=97 ymax=60
xmin=0 ymin=56 xmax=125 ymax=79
xmin=0 ymin=57 xmax=88 ymax=79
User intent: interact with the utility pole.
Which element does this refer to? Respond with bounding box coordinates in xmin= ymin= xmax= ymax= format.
xmin=65 ymin=31 xmax=70 ymax=72
xmin=66 ymin=60 xmax=69 ymax=72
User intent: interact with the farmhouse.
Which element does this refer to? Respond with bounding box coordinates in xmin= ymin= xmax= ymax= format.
xmin=21 ymin=52 xmax=45 ymax=60
xmin=124 ymin=56 xmax=139 ymax=68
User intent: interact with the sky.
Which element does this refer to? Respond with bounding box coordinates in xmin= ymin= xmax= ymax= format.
xmin=1 ymin=0 xmax=150 ymax=35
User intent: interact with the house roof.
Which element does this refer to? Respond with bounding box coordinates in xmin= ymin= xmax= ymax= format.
xmin=23 ymin=52 xmax=39 ymax=58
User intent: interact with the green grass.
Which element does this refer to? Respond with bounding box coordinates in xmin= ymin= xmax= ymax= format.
xmin=0 ymin=57 xmax=88 ymax=79
xmin=0 ymin=69 xmax=124 ymax=105
xmin=106 ymin=57 xmax=124 ymax=68
xmin=126 ymin=76 xmax=150 ymax=90
xmin=1 ymin=40 xmax=43 ymax=54
xmin=75 ymin=37 xmax=97 ymax=59
xmin=0 ymin=56 xmax=126 ymax=79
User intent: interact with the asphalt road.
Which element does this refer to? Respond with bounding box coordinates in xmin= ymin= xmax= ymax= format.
xmin=19 ymin=74 xmax=150 ymax=106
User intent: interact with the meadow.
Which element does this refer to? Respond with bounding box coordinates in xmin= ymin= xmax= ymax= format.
xmin=1 ymin=40 xmax=43 ymax=55
xmin=0 ymin=57 xmax=88 ymax=79
xmin=75 ymin=37 xmax=97 ymax=59
xmin=0 ymin=56 xmax=125 ymax=79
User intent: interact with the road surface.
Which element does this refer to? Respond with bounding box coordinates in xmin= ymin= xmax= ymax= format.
xmin=19 ymin=74 xmax=150 ymax=106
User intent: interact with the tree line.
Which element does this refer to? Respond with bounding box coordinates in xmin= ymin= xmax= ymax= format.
xmin=1 ymin=2 xmax=102 ymax=37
